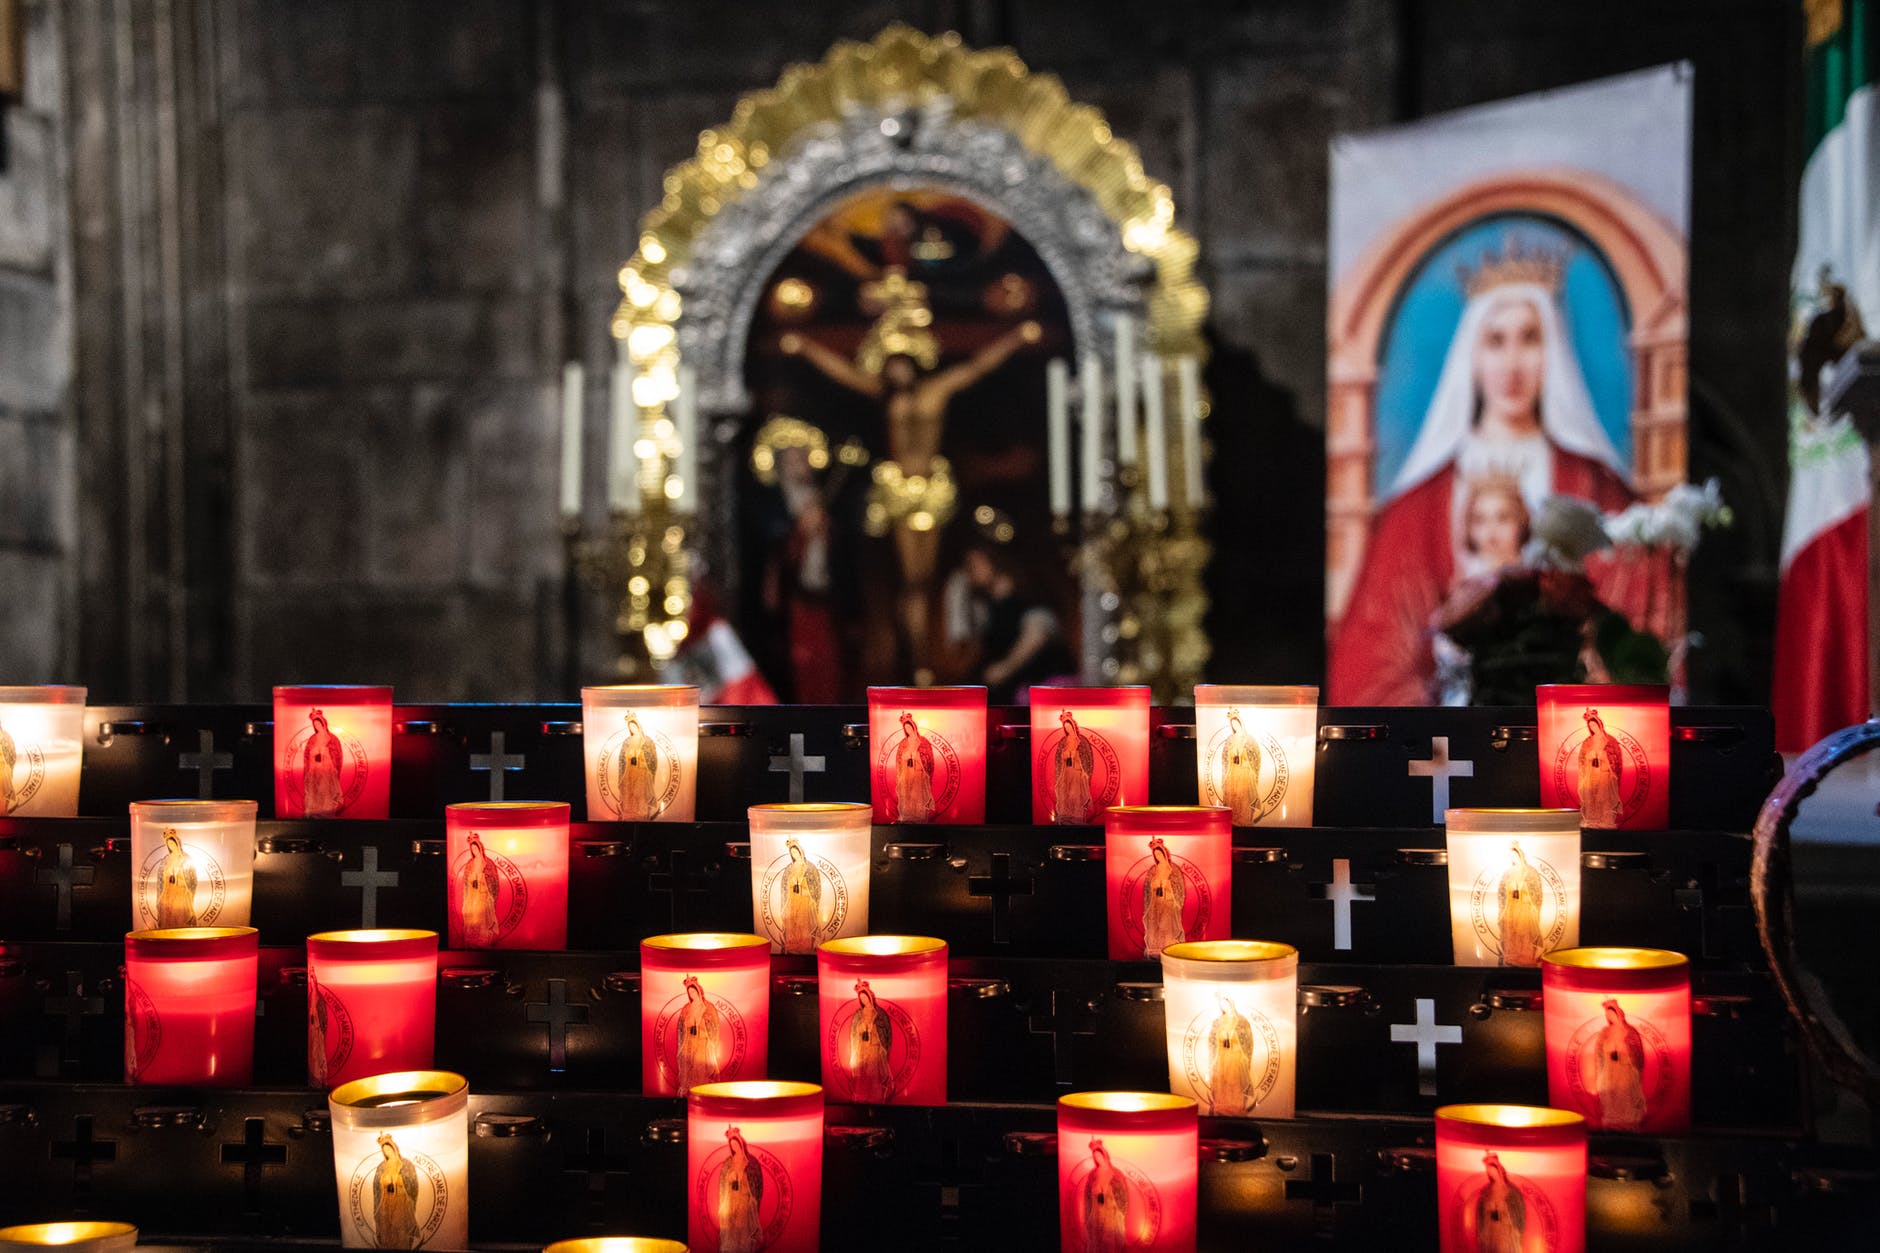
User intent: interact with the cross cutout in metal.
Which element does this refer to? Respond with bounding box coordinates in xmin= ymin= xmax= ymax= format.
xmin=40 ymin=970 xmax=106 ymax=1078
xmin=967 ymin=852 xmax=1034 ymax=944
xmin=34 ymin=843 xmax=94 ymax=933
xmin=1027 ymin=988 xmax=1098 ymax=1087
xmin=562 ymin=1125 xmax=633 ymax=1224
xmin=1408 ymin=736 xmax=1475 ymax=823
xmin=220 ymin=1116 xmax=288 ymax=1211
xmin=526 ymin=978 xmax=589 ymax=1073
xmin=340 ymin=846 xmax=399 ymax=928
xmin=178 ymin=729 xmax=234 ymax=799
xmin=1312 ymin=858 xmax=1376 ymax=952
xmin=649 ymin=849 xmax=712 ymax=931
xmin=1285 ymin=1152 xmax=1364 ymax=1235
xmin=1390 ymin=997 xmax=1462 ymax=1096
xmin=469 ymin=732 xmax=526 ymax=802
xmin=52 ymin=1115 xmax=117 ymax=1196
xmin=768 ymin=733 xmax=826 ymax=802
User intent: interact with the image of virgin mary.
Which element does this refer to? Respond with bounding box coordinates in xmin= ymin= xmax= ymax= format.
xmin=1329 ymin=241 xmax=1636 ymax=706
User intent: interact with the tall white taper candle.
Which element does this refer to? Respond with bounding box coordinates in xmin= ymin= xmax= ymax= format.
xmin=559 ymin=361 xmax=584 ymax=519
xmin=674 ymin=362 xmax=699 ymax=511
xmin=1143 ymin=352 xmax=1169 ymax=510
xmin=1046 ymin=358 xmax=1071 ymax=517
xmin=1113 ymin=313 xmax=1138 ymax=467
xmin=607 ymin=356 xmax=638 ymax=514
xmin=1080 ymin=351 xmax=1104 ymax=514
xmin=1177 ymin=355 xmax=1204 ymax=507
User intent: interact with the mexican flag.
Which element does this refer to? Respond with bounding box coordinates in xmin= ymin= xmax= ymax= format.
xmin=1774 ymin=0 xmax=1876 ymax=751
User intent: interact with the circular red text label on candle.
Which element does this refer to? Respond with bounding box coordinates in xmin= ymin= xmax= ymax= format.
xmin=1445 ymin=1153 xmax=1558 ymax=1252
xmin=1120 ymin=840 xmax=1214 ymax=959
xmin=284 ymin=712 xmax=370 ymax=818
xmin=694 ymin=1131 xmax=793 ymax=1250
xmin=1180 ymin=998 xmax=1283 ymax=1116
xmin=655 ymin=975 xmax=750 ymax=1093
xmin=1062 ymin=1137 xmax=1164 ymax=1251
xmin=0 ymin=727 xmax=46 ymax=814
xmin=825 ymin=980 xmax=922 ymax=1103
xmin=1563 ymin=1000 xmax=1672 ymax=1132
xmin=137 ymin=833 xmax=228 ymax=929
xmin=1035 ymin=714 xmax=1124 ymax=824
xmin=596 ymin=717 xmax=683 ymax=820
xmin=1201 ymin=713 xmax=1291 ymax=826
xmin=1468 ymin=842 xmax=1569 ymax=968
xmin=759 ymin=845 xmax=850 ymax=955
xmin=1549 ymin=709 xmax=1653 ymax=828
xmin=451 ymin=837 xmax=530 ymax=947
xmin=347 ymin=1134 xmax=450 ymax=1250
xmin=124 ymin=979 xmax=162 ymax=1081
xmin=307 ymin=974 xmax=355 ymax=1086
xmin=876 ymin=714 xmax=961 ymax=823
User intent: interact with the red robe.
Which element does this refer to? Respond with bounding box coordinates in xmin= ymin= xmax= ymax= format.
xmin=1328 ymin=451 xmax=1635 ymax=705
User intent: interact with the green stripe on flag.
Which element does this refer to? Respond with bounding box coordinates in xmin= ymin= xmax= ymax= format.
xmin=1805 ymin=0 xmax=1876 ymax=154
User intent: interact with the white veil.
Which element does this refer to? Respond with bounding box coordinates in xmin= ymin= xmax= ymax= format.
xmin=1384 ymin=282 xmax=1627 ymax=503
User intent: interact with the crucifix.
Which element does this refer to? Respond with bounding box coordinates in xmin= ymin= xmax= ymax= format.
xmin=219 ymin=1117 xmax=288 ymax=1213
xmin=340 ymin=846 xmax=399 ymax=928
xmin=1026 ymin=987 xmax=1098 ymax=1087
xmin=1408 ymin=736 xmax=1474 ymax=823
xmin=1389 ymin=996 xmax=1463 ymax=1096
xmin=1313 ymin=858 xmax=1376 ymax=952
xmin=967 ymin=852 xmax=1035 ymax=944
xmin=469 ymin=732 xmax=526 ymax=801
xmin=526 ymin=977 xmax=590 ymax=1072
xmin=178 ymin=730 xmax=234 ymax=799
xmin=768 ymin=732 xmax=826 ymax=803
xmin=34 ymin=843 xmax=94 ymax=933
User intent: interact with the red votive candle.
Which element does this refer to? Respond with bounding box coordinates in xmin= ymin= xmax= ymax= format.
xmin=1436 ymin=1104 xmax=1586 ymax=1253
xmin=1029 ymin=686 xmax=1151 ymax=825
xmin=305 ymin=929 xmax=439 ymax=1089
xmin=1541 ymin=948 xmax=1692 ymax=1134
xmin=272 ymin=686 xmax=393 ymax=819
xmin=867 ymin=687 xmax=987 ymax=823
xmin=817 ymin=936 xmax=947 ymax=1105
xmin=687 ymin=1081 xmax=823 ymax=1253
xmin=1104 ymin=806 xmax=1232 ymax=960
xmin=1536 ymin=684 xmax=1670 ymax=829
xmin=445 ymin=802 xmax=570 ymax=950
xmin=641 ymin=933 xmax=772 ymax=1097
xmin=124 ymin=926 xmax=259 ymax=1086
xmin=1057 ymin=1092 xmax=1199 ymax=1253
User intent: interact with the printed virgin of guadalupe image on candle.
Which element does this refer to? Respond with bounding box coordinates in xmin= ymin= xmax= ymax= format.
xmin=838 ymin=979 xmax=900 ymax=1103
xmin=155 ymin=831 xmax=199 ymax=927
xmin=1053 ymin=710 xmax=1099 ymax=824
xmin=1458 ymin=1150 xmax=1552 ymax=1253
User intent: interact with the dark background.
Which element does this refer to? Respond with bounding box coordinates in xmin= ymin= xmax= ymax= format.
xmin=0 ymin=0 xmax=1799 ymax=702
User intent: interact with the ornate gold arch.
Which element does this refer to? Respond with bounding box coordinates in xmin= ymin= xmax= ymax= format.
xmin=604 ymin=25 xmax=1212 ymax=695
xmin=612 ymin=24 xmax=1208 ymax=355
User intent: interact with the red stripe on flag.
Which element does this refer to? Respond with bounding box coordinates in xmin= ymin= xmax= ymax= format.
xmin=1773 ymin=505 xmax=1871 ymax=751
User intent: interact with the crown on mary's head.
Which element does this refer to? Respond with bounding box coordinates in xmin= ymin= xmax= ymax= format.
xmin=1458 ymin=234 xmax=1566 ymax=299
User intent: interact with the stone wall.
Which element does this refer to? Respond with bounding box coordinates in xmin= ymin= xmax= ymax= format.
xmin=0 ymin=0 xmax=1799 ymax=701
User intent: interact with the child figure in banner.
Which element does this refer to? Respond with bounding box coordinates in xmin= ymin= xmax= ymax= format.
xmin=1593 ymin=998 xmax=1648 ymax=1129
xmin=780 ymin=838 xmax=824 ymax=954
xmin=1577 ymin=708 xmax=1625 ymax=827
xmin=1141 ymin=836 xmax=1186 ymax=958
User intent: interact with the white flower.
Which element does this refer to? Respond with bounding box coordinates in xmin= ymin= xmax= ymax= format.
xmin=1525 ymin=495 xmax=1612 ymax=569
xmin=1599 ymin=477 xmax=1732 ymax=557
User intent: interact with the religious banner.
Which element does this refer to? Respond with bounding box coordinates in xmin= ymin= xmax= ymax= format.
xmin=1326 ymin=66 xmax=1692 ymax=705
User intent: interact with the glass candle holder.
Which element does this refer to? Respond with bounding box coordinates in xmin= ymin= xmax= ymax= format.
xmin=1159 ymin=941 xmax=1298 ymax=1118
xmin=1541 ymin=948 xmax=1692 ymax=1134
xmin=1056 ymin=1092 xmax=1198 ymax=1253
xmin=1192 ymin=685 xmax=1318 ymax=826
xmin=581 ymin=685 xmax=700 ymax=821
xmin=0 ymin=685 xmax=87 ymax=817
xmin=1436 ymin=1104 xmax=1587 ymax=1253
xmin=1445 ymin=809 xmax=1582 ymax=968
xmin=748 ymin=803 xmax=872 ymax=955
xmin=1029 ymin=686 xmax=1151 ymax=825
xmin=445 ymin=802 xmax=571 ymax=950
xmin=272 ymin=686 xmax=392 ymax=819
xmin=123 ymin=926 xmax=258 ymax=1086
xmin=130 ymin=799 xmax=257 ymax=931
xmin=816 ymin=936 xmax=947 ymax=1105
xmin=641 ymin=933 xmax=772 ymax=1097
xmin=0 ymin=1225 xmax=137 ymax=1253
xmin=544 ymin=1241 xmax=688 ymax=1253
xmin=686 ymin=1081 xmax=822 ymax=1253
xmin=867 ymin=687 xmax=987 ymax=824
xmin=306 ymin=929 xmax=439 ymax=1090
xmin=328 ymin=1071 xmax=469 ymax=1251
xmin=1536 ymin=684 xmax=1670 ymax=830
xmin=1104 ymin=807 xmax=1232 ymax=960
